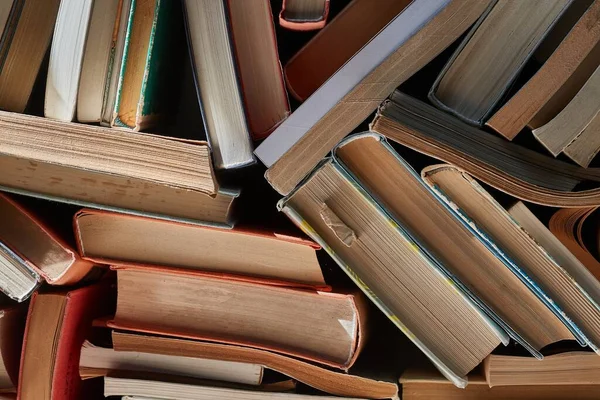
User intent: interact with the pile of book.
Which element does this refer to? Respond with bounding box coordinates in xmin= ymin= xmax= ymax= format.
xmin=1 ymin=0 xmax=600 ymax=399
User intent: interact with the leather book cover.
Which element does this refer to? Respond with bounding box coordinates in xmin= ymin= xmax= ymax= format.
xmin=279 ymin=0 xmax=330 ymax=31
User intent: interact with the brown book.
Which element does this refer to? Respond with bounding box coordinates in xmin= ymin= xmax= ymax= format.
xmin=254 ymin=0 xmax=492 ymax=195
xmin=109 ymin=264 xmax=367 ymax=370
xmin=0 ymin=0 xmax=60 ymax=112
xmin=400 ymin=370 xmax=600 ymax=400
xmin=280 ymin=136 xmax=507 ymax=386
xmin=227 ymin=0 xmax=289 ymax=141
xmin=0 ymin=112 xmax=236 ymax=225
xmin=284 ymin=0 xmax=410 ymax=101
xmin=483 ymin=352 xmax=600 ymax=387
xmin=0 ymin=305 xmax=26 ymax=393
xmin=0 ymin=194 xmax=95 ymax=285
xmin=109 ymin=331 xmax=397 ymax=399
xmin=279 ymin=0 xmax=329 ymax=31
xmin=73 ymin=209 xmax=325 ymax=288
xmin=371 ymin=91 xmax=600 ymax=207
xmin=429 ymin=0 xmax=570 ymax=125
xmin=422 ymin=164 xmax=600 ymax=350
xmin=550 ymin=207 xmax=600 ymax=281
xmin=486 ymin=1 xmax=600 ymax=139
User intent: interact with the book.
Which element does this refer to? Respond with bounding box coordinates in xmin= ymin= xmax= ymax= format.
xmin=0 ymin=194 xmax=95 ymax=285
xmin=532 ymin=63 xmax=600 ymax=164
xmin=77 ymin=0 xmax=122 ymax=123
xmin=0 ymin=112 xmax=237 ymax=225
xmin=400 ymin=370 xmax=600 ymax=400
xmin=0 ymin=0 xmax=60 ymax=112
xmin=73 ymin=209 xmax=326 ymax=287
xmin=279 ymin=0 xmax=330 ymax=31
xmin=101 ymin=0 xmax=131 ymax=126
xmin=429 ymin=0 xmax=571 ymax=125
xmin=184 ymin=0 xmax=254 ymax=169
xmin=279 ymin=136 xmax=506 ymax=386
xmin=370 ymin=91 xmax=600 ymax=207
xmin=486 ymin=1 xmax=600 ymax=139
xmin=255 ymin=0 xmax=493 ymax=195
xmin=483 ymin=352 xmax=600 ymax=387
xmin=0 ymin=305 xmax=26 ymax=393
xmin=79 ymin=339 xmax=264 ymax=386
xmin=105 ymin=376 xmax=367 ymax=400
xmin=284 ymin=0 xmax=411 ymax=102
xmin=112 ymin=0 xmax=181 ymax=130
xmin=18 ymin=284 xmax=113 ymax=400
xmin=0 ymin=1 xmax=13 ymax=35
xmin=550 ymin=207 xmax=600 ymax=281
xmin=111 ymin=331 xmax=398 ymax=399
xmin=227 ymin=0 xmax=290 ymax=140
xmin=0 ymin=242 xmax=38 ymax=302
xmin=44 ymin=0 xmax=93 ymax=121
xmin=109 ymin=264 xmax=367 ymax=370
xmin=333 ymin=134 xmax=581 ymax=353
xmin=421 ymin=165 xmax=600 ymax=351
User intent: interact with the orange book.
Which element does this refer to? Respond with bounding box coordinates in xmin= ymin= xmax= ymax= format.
xmin=0 ymin=194 xmax=97 ymax=286
xmin=279 ymin=0 xmax=330 ymax=31
xmin=108 ymin=264 xmax=368 ymax=370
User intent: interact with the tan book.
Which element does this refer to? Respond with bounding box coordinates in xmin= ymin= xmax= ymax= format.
xmin=532 ymin=63 xmax=600 ymax=160
xmin=280 ymin=136 xmax=507 ymax=386
xmin=0 ymin=0 xmax=60 ymax=112
xmin=371 ymin=91 xmax=600 ymax=207
xmin=227 ymin=0 xmax=289 ymax=141
xmin=111 ymin=331 xmax=398 ymax=399
xmin=73 ymin=208 xmax=325 ymax=287
xmin=486 ymin=0 xmax=600 ymax=139
xmin=254 ymin=0 xmax=492 ymax=195
xmin=109 ymin=264 xmax=367 ymax=370
xmin=400 ymin=370 xmax=600 ymax=400
xmin=284 ymin=0 xmax=411 ymax=101
xmin=422 ymin=164 xmax=600 ymax=351
xmin=429 ymin=0 xmax=570 ymax=125
xmin=483 ymin=352 xmax=600 ymax=387
xmin=79 ymin=339 xmax=263 ymax=386
xmin=0 ymin=112 xmax=236 ymax=225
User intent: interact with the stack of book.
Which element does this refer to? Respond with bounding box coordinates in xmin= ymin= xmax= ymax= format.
xmin=0 ymin=0 xmax=600 ymax=399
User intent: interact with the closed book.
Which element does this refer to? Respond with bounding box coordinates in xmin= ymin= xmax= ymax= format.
xmin=279 ymin=0 xmax=330 ymax=31
xmin=73 ymin=209 xmax=325 ymax=288
xmin=0 ymin=194 xmax=95 ymax=286
xmin=108 ymin=264 xmax=368 ymax=370
xmin=0 ymin=305 xmax=26 ymax=393
xmin=18 ymin=284 xmax=113 ymax=400
xmin=255 ymin=0 xmax=492 ymax=195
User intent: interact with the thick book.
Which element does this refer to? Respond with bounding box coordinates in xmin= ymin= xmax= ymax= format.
xmin=77 ymin=0 xmax=122 ymax=123
xmin=108 ymin=264 xmax=367 ymax=370
xmin=0 ymin=112 xmax=237 ymax=226
xmin=483 ymin=352 xmax=600 ymax=387
xmin=227 ymin=0 xmax=289 ymax=140
xmin=18 ymin=284 xmax=113 ymax=400
xmin=73 ymin=209 xmax=325 ymax=288
xmin=284 ymin=0 xmax=411 ymax=102
xmin=0 ymin=194 xmax=95 ymax=286
xmin=0 ymin=242 xmax=38 ymax=302
xmin=44 ymin=0 xmax=93 ymax=122
xmin=105 ymin=376 xmax=367 ymax=400
xmin=184 ymin=0 xmax=254 ymax=169
xmin=279 ymin=0 xmax=330 ymax=31
xmin=428 ymin=0 xmax=571 ymax=125
xmin=0 ymin=0 xmax=60 ymax=112
xmin=371 ymin=91 xmax=600 ymax=207
xmin=487 ymin=1 xmax=600 ymax=139
xmin=80 ymin=337 xmax=264 ymax=386
xmin=112 ymin=0 xmax=181 ymax=131
xmin=255 ymin=0 xmax=492 ymax=195
xmin=422 ymin=164 xmax=600 ymax=352
xmin=110 ymin=331 xmax=397 ymax=399
xmin=279 ymin=135 xmax=507 ymax=387
xmin=400 ymin=370 xmax=600 ymax=400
